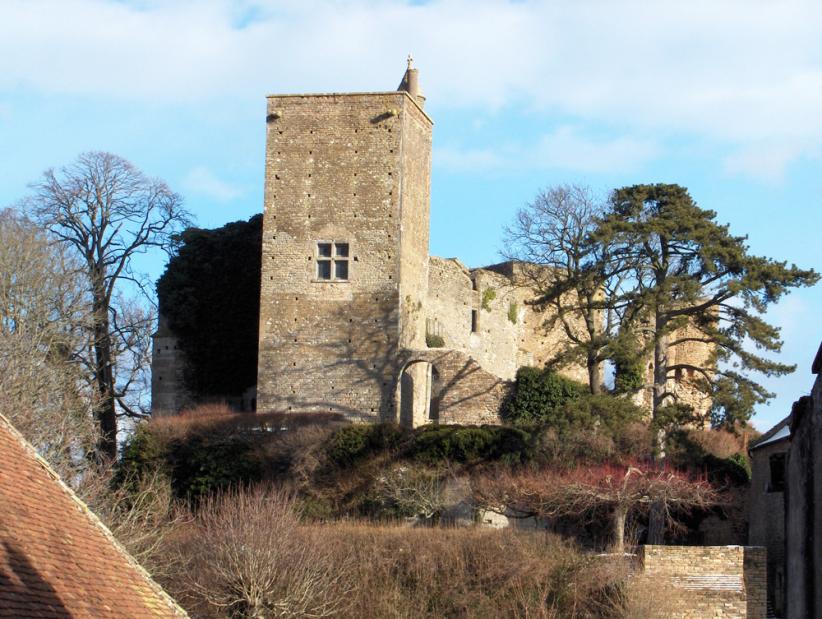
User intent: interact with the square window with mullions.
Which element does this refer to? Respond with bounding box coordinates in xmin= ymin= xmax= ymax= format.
xmin=316 ymin=241 xmax=350 ymax=281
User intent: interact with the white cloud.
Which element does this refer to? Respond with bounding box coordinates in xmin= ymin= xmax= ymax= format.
xmin=534 ymin=126 xmax=657 ymax=173
xmin=2 ymin=0 xmax=822 ymax=177
xmin=181 ymin=166 xmax=243 ymax=202
xmin=435 ymin=126 xmax=657 ymax=174
xmin=723 ymin=143 xmax=800 ymax=183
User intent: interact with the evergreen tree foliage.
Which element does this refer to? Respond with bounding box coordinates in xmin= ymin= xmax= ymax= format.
xmin=597 ymin=183 xmax=818 ymax=428
xmin=156 ymin=214 xmax=262 ymax=398
xmin=502 ymin=366 xmax=587 ymax=425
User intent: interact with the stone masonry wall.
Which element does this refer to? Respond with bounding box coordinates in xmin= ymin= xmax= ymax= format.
xmin=638 ymin=545 xmax=766 ymax=619
xmin=784 ymin=354 xmax=822 ymax=619
xmin=426 ymin=258 xmax=589 ymax=384
xmin=150 ymin=320 xmax=190 ymax=416
xmin=748 ymin=436 xmax=788 ymax=615
xmin=257 ymin=91 xmax=432 ymax=421
xmin=425 ymin=256 xmax=588 ymax=382
xmin=397 ymin=349 xmax=511 ymax=425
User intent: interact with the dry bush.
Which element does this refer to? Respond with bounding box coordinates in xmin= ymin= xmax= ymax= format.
xmin=78 ymin=465 xmax=185 ymax=580
xmin=315 ymin=524 xmax=623 ymax=618
xmin=375 ymin=464 xmax=449 ymax=522
xmin=156 ymin=490 xmax=628 ymax=618
xmin=686 ymin=427 xmax=751 ymax=459
xmin=176 ymin=485 xmax=354 ymax=618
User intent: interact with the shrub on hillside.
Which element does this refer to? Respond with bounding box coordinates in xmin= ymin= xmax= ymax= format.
xmin=324 ymin=423 xmax=410 ymax=466
xmin=410 ymin=425 xmax=533 ymax=465
xmin=118 ymin=407 xmax=347 ymax=501
xmin=549 ymin=393 xmax=645 ymax=437
xmin=502 ymin=366 xmax=586 ymax=425
xmin=160 ymin=495 xmax=627 ymax=618
xmin=666 ymin=428 xmax=752 ymax=485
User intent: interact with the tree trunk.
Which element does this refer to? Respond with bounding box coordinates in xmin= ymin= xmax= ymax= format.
xmin=588 ymin=354 xmax=602 ymax=395
xmin=612 ymin=505 xmax=627 ymax=553
xmin=652 ymin=327 xmax=669 ymax=423
xmin=92 ymin=289 xmax=117 ymax=460
xmin=647 ymin=500 xmax=665 ymax=545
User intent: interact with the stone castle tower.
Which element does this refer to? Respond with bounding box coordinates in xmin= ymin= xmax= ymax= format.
xmin=256 ymin=60 xmax=432 ymax=420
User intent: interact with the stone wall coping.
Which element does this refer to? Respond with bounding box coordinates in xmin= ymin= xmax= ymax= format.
xmin=265 ymin=90 xmax=433 ymax=124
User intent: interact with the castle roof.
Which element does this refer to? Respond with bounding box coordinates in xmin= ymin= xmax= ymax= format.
xmin=0 ymin=414 xmax=187 ymax=618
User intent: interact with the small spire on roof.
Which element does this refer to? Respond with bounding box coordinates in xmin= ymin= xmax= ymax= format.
xmin=397 ymin=55 xmax=425 ymax=108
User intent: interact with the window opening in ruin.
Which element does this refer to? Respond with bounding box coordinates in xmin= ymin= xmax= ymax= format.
xmin=316 ymin=241 xmax=350 ymax=281
xmin=768 ymin=453 xmax=785 ymax=492
xmin=471 ymin=310 xmax=478 ymax=333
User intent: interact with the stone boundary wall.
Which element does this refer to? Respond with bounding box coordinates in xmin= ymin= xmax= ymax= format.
xmin=638 ymin=545 xmax=766 ymax=619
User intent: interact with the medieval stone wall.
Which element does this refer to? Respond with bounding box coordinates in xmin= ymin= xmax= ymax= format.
xmin=425 ymin=258 xmax=589 ymax=384
xmin=150 ymin=318 xmax=190 ymax=416
xmin=256 ymin=91 xmax=431 ymax=420
xmin=397 ymin=349 xmax=511 ymax=426
xmin=638 ymin=545 xmax=766 ymax=619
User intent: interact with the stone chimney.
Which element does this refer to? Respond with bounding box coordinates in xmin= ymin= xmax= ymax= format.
xmin=397 ymin=54 xmax=425 ymax=108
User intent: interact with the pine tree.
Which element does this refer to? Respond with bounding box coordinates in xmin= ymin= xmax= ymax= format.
xmin=597 ymin=183 xmax=818 ymax=428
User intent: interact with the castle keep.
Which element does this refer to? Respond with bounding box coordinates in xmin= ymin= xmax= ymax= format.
xmin=152 ymin=61 xmax=711 ymax=425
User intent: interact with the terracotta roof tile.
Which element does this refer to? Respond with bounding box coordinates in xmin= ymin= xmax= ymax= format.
xmin=0 ymin=414 xmax=187 ymax=618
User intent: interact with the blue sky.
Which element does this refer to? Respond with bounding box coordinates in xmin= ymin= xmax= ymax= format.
xmin=1 ymin=0 xmax=820 ymax=430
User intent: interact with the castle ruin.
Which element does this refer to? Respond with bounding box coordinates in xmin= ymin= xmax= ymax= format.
xmin=152 ymin=61 xmax=711 ymax=426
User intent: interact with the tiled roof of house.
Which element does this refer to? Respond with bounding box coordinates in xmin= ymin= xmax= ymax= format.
xmin=0 ymin=414 xmax=187 ymax=618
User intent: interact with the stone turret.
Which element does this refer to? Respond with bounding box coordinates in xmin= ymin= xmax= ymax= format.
xmin=397 ymin=54 xmax=425 ymax=108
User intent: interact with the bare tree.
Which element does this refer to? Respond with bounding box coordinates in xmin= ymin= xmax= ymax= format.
xmin=504 ymin=184 xmax=629 ymax=394
xmin=27 ymin=152 xmax=190 ymax=459
xmin=78 ymin=466 xmax=184 ymax=581
xmin=182 ymin=485 xmax=354 ymax=618
xmin=378 ymin=465 xmax=449 ymax=522
xmin=474 ymin=463 xmax=718 ymax=553
xmin=0 ymin=209 xmax=97 ymax=480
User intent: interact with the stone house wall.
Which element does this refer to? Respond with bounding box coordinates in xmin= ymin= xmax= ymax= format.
xmin=748 ymin=423 xmax=789 ymax=616
xmin=397 ymin=349 xmax=511 ymax=426
xmin=784 ymin=348 xmax=822 ymax=619
xmin=638 ymin=545 xmax=766 ymax=619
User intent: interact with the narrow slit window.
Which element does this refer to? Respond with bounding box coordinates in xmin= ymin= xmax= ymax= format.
xmin=471 ymin=310 xmax=478 ymax=333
